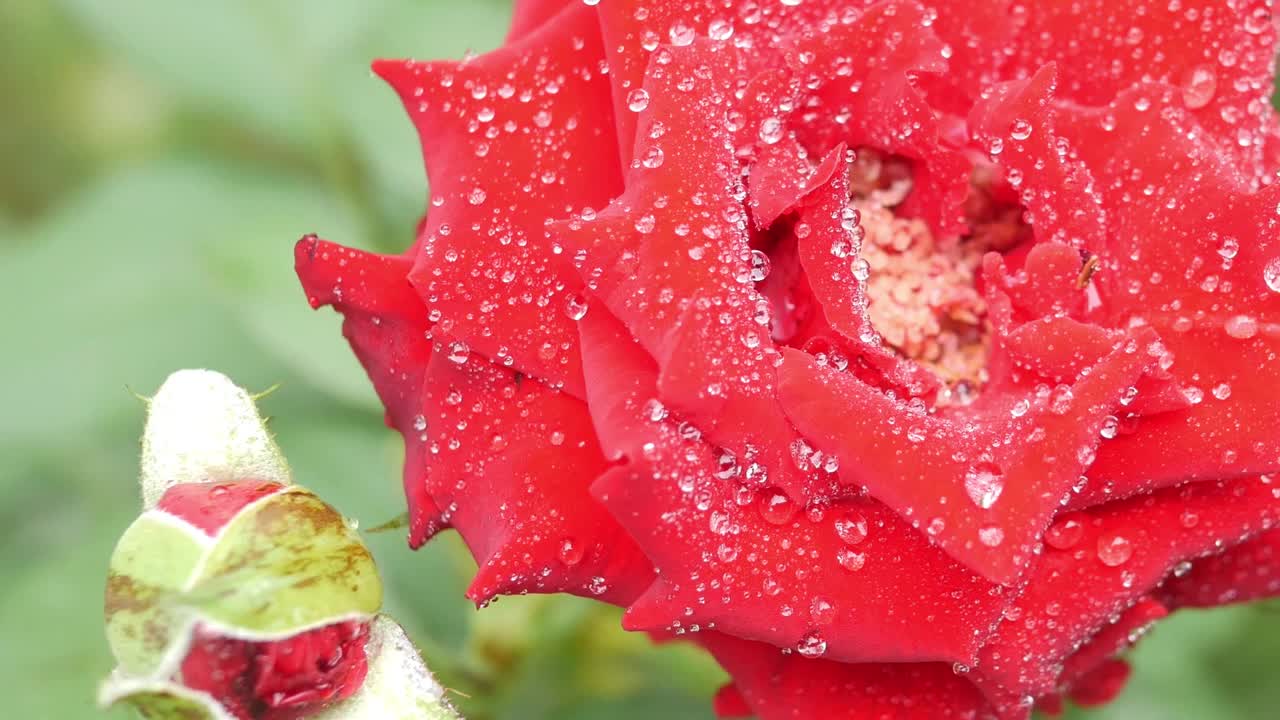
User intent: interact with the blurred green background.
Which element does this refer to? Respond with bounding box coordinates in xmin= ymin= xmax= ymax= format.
xmin=0 ymin=1 xmax=1277 ymax=718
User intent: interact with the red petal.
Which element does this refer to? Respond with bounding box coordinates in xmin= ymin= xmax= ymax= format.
xmin=700 ymin=632 xmax=996 ymax=720
xmin=790 ymin=148 xmax=943 ymax=398
xmin=1003 ymin=0 xmax=1278 ymax=180
xmin=595 ymin=0 xmax=833 ymax=165
xmin=972 ymin=475 xmax=1279 ymax=704
xmin=584 ymin=308 xmax=1007 ymax=664
xmin=506 ymin=0 xmax=571 ymax=42
xmin=777 ymin=333 xmax=1158 ymax=585
xmin=968 ymin=64 xmax=1104 ymax=250
xmin=157 ymin=481 xmax=286 ymax=537
xmin=558 ymin=39 xmax=818 ymax=503
xmin=788 ymin=1 xmax=972 ymax=235
xmin=419 ymin=352 xmax=652 ymax=606
xmin=373 ymin=2 xmax=620 ymax=398
xmin=294 ymin=236 xmax=444 ymax=546
xmin=1055 ymin=86 xmax=1280 ymax=501
xmin=1066 ymin=659 xmax=1131 ymax=709
xmin=1161 ymin=527 xmax=1280 ymax=608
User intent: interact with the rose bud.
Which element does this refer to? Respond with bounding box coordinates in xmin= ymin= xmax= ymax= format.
xmin=297 ymin=1 xmax=1280 ymax=718
xmin=101 ymin=370 xmax=456 ymax=720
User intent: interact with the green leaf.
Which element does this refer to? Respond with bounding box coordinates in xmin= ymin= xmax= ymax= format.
xmin=99 ymin=679 xmax=235 ymax=720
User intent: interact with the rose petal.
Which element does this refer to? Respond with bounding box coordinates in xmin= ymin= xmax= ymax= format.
xmin=778 ymin=333 xmax=1158 ymax=585
xmin=372 ymin=2 xmax=621 ymax=398
xmin=295 ymin=235 xmax=444 ymax=546
xmin=419 ymin=352 xmax=653 ymax=605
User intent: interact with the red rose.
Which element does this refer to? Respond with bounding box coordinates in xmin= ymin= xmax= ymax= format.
xmin=296 ymin=1 xmax=1280 ymax=717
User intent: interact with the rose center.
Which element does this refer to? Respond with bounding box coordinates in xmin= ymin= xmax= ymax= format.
xmin=849 ymin=151 xmax=1029 ymax=398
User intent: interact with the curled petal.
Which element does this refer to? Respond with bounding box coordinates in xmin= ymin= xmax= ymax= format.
xmin=374 ymin=2 xmax=621 ymax=398
xmin=295 ymin=236 xmax=444 ymax=545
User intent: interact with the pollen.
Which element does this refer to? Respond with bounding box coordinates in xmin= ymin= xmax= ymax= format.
xmin=850 ymin=157 xmax=1027 ymax=396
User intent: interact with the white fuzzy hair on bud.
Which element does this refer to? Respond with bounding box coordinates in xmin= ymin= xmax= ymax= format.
xmin=139 ymin=369 xmax=291 ymax=507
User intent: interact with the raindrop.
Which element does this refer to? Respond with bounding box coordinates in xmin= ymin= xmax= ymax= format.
xmin=964 ymin=462 xmax=1005 ymax=509
xmin=558 ymin=538 xmax=584 ymax=566
xmin=669 ymin=22 xmax=696 ymax=46
xmin=564 ymin=293 xmax=589 ymax=320
xmin=708 ymin=19 xmax=734 ymax=41
xmin=1096 ymin=532 xmax=1134 ymax=567
xmin=447 ymin=341 xmax=470 ymax=364
xmin=758 ymin=117 xmax=784 ymax=145
xmin=1045 ymin=517 xmax=1084 ymax=550
xmin=834 ymin=511 xmax=869 ymax=546
xmin=1224 ymin=315 xmax=1258 ymax=339
xmin=809 ymin=597 xmax=836 ymax=625
xmin=759 ymin=488 xmax=797 ymax=525
xmin=748 ymin=249 xmax=771 ymax=282
xmin=635 ymin=214 xmax=657 ymax=234
xmin=978 ymin=525 xmax=1005 ymax=547
xmin=1180 ymin=65 xmax=1218 ymax=110
xmin=413 ymin=414 xmax=427 ymax=432
xmin=796 ymin=630 xmax=827 ymax=658
xmin=1264 ymin=258 xmax=1280 ymax=292
xmin=836 ymin=548 xmax=866 ymax=571
xmin=850 ymin=258 xmax=871 ymax=281
xmin=627 ymin=88 xmax=650 ymax=112
xmin=468 ymin=187 xmax=487 ymax=205
xmin=1009 ymin=119 xmax=1033 ymax=141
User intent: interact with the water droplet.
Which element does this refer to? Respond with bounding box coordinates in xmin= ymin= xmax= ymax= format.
xmin=564 ymin=293 xmax=589 ymax=320
xmin=964 ymin=462 xmax=1005 ymax=509
xmin=748 ymin=249 xmax=771 ymax=282
xmin=1097 ymin=532 xmax=1134 ymax=567
xmin=708 ymin=19 xmax=734 ymax=41
xmin=627 ymin=89 xmax=650 ymax=112
xmin=716 ymin=543 xmax=739 ymax=562
xmin=1045 ymin=517 xmax=1084 ymax=550
xmin=758 ymin=117 xmax=784 ymax=145
xmin=413 ymin=414 xmax=427 ymax=432
xmin=809 ymin=597 xmax=835 ymax=625
xmin=447 ymin=341 xmax=470 ymax=364
xmin=1009 ymin=118 xmax=1033 ymax=141
xmin=468 ymin=187 xmax=487 ymax=205
xmin=668 ymin=22 xmax=696 ymax=46
xmin=758 ymin=488 xmax=796 ymax=525
xmin=588 ymin=576 xmax=608 ymax=595
xmin=796 ymin=630 xmax=827 ymax=658
xmin=558 ymin=538 xmax=584 ymax=566
xmin=1224 ymin=315 xmax=1258 ymax=339
xmin=1265 ymin=258 xmax=1280 ymax=292
xmin=635 ymin=214 xmax=656 ymax=234
xmin=978 ymin=525 xmax=1005 ymax=547
xmin=1180 ymin=65 xmax=1218 ymax=110
xmin=836 ymin=548 xmax=866 ymax=571
xmin=850 ymin=258 xmax=871 ymax=281
xmin=834 ymin=511 xmax=869 ymax=546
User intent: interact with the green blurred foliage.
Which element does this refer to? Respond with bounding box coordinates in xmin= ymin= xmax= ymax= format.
xmin=0 ymin=1 xmax=1275 ymax=719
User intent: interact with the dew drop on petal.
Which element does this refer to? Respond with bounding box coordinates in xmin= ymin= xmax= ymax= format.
xmin=759 ymin=487 xmax=797 ymax=525
xmin=1263 ymin=257 xmax=1280 ymax=292
xmin=836 ymin=548 xmax=866 ymax=571
xmin=809 ymin=597 xmax=835 ymax=625
xmin=758 ymin=117 xmax=784 ymax=145
xmin=1180 ymin=65 xmax=1218 ymax=110
xmin=558 ymin=538 xmax=584 ymax=566
xmin=964 ymin=462 xmax=1005 ymax=509
xmin=978 ymin=525 xmax=1005 ymax=547
xmin=796 ymin=630 xmax=827 ymax=658
xmin=1224 ymin=314 xmax=1258 ymax=339
xmin=1045 ymin=517 xmax=1084 ymax=549
xmin=1097 ymin=532 xmax=1134 ymax=567
xmin=627 ymin=88 xmax=650 ymax=113
xmin=564 ymin=293 xmax=589 ymax=320
xmin=834 ymin=511 xmax=869 ymax=546
xmin=447 ymin=341 xmax=470 ymax=364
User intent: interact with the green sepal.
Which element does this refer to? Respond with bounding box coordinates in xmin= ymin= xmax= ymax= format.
xmin=104 ymin=512 xmax=208 ymax=675
xmin=98 ymin=678 xmax=235 ymax=720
